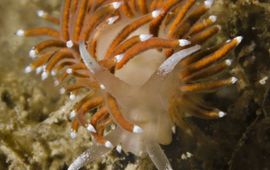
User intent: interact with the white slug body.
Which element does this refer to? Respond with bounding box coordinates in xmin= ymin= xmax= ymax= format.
xmin=73 ymin=43 xmax=200 ymax=170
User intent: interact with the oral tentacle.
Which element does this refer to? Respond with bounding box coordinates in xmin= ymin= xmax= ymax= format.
xmin=146 ymin=140 xmax=173 ymax=170
xmin=79 ymin=42 xmax=135 ymax=100
xmin=143 ymin=45 xmax=201 ymax=95
xmin=68 ymin=144 xmax=110 ymax=170
xmin=157 ymin=45 xmax=201 ymax=76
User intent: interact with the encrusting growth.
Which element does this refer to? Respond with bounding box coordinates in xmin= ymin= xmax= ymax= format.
xmin=17 ymin=0 xmax=242 ymax=170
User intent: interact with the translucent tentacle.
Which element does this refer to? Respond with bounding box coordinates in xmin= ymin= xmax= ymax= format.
xmin=79 ymin=42 xmax=133 ymax=100
xmin=79 ymin=42 xmax=103 ymax=73
xmin=146 ymin=141 xmax=173 ymax=170
xmin=68 ymin=144 xmax=110 ymax=170
xmin=157 ymin=45 xmax=201 ymax=76
xmin=144 ymin=45 xmax=201 ymax=89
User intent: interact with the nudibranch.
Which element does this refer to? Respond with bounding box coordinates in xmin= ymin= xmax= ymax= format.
xmin=16 ymin=0 xmax=242 ymax=169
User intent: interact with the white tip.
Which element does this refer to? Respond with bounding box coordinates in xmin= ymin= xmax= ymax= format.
xmin=111 ymin=124 xmax=116 ymax=130
xmin=69 ymin=93 xmax=76 ymax=100
xmin=36 ymin=66 xmax=43 ymax=74
xmin=226 ymin=39 xmax=231 ymax=43
xmin=186 ymin=152 xmax=193 ymax=158
xmin=231 ymin=76 xmax=238 ymax=84
xmin=171 ymin=126 xmax=176 ymax=134
xmin=107 ymin=16 xmax=119 ymax=25
xmin=54 ymin=79 xmax=59 ymax=86
xmin=100 ymin=84 xmax=106 ymax=90
xmin=204 ymin=0 xmax=214 ymax=8
xmin=133 ymin=125 xmax=143 ymax=133
xmin=225 ymin=59 xmax=232 ymax=66
xmin=16 ymin=29 xmax=25 ymax=36
xmin=235 ymin=36 xmax=243 ymax=45
xmin=70 ymin=130 xmax=77 ymax=139
xmin=29 ymin=48 xmax=38 ymax=58
xmin=36 ymin=10 xmax=47 ymax=17
xmin=60 ymin=87 xmax=65 ymax=94
xmin=41 ymin=71 xmax=48 ymax=80
xmin=116 ymin=145 xmax=122 ymax=153
xmin=209 ymin=15 xmax=217 ymax=22
xmin=112 ymin=2 xmax=122 ymax=9
xmin=139 ymin=34 xmax=153 ymax=42
xmin=24 ymin=66 xmax=32 ymax=73
xmin=259 ymin=76 xmax=268 ymax=85
xmin=178 ymin=39 xmax=191 ymax=47
xmin=66 ymin=68 xmax=73 ymax=74
xmin=104 ymin=140 xmax=113 ymax=148
xmin=86 ymin=124 xmax=96 ymax=133
xmin=152 ymin=9 xmax=162 ymax=18
xmin=218 ymin=111 xmax=226 ymax=118
xmin=66 ymin=40 xmax=74 ymax=48
xmin=69 ymin=110 xmax=76 ymax=120
xmin=51 ymin=70 xmax=57 ymax=76
xmin=181 ymin=154 xmax=187 ymax=160
xmin=114 ymin=54 xmax=124 ymax=63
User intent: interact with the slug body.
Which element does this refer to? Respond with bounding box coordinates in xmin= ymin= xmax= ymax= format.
xmin=17 ymin=0 xmax=242 ymax=169
xmin=80 ymin=42 xmax=199 ymax=148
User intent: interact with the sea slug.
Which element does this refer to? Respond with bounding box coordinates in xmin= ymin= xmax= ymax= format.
xmin=16 ymin=0 xmax=242 ymax=169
